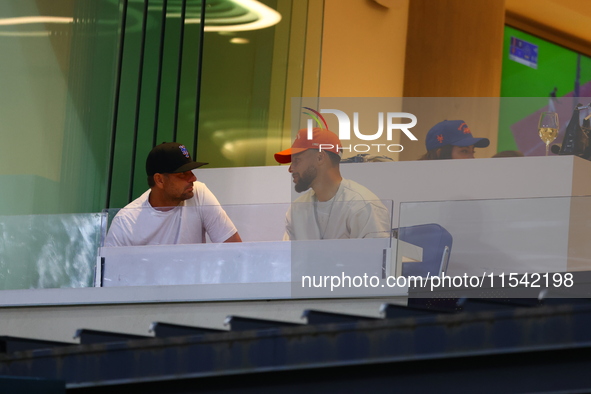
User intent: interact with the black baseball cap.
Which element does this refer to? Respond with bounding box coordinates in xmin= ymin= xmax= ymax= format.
xmin=146 ymin=142 xmax=208 ymax=176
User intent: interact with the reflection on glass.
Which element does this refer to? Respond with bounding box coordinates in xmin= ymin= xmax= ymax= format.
xmin=198 ymin=0 xmax=321 ymax=168
xmin=0 ymin=0 xmax=119 ymax=215
xmin=0 ymin=213 xmax=102 ymax=290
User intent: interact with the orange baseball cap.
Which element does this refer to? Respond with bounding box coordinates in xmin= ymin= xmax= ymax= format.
xmin=274 ymin=128 xmax=342 ymax=163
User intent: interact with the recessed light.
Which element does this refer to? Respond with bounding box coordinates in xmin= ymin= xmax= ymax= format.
xmin=230 ymin=37 xmax=249 ymax=44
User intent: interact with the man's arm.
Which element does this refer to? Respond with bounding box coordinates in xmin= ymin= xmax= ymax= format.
xmin=224 ymin=232 xmax=242 ymax=242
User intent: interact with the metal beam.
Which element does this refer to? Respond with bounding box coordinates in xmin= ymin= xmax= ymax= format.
xmin=1 ymin=303 xmax=590 ymax=389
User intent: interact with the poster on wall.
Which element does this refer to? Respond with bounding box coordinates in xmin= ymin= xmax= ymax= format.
xmin=509 ymin=36 xmax=538 ymax=69
xmin=499 ymin=26 xmax=591 ymax=156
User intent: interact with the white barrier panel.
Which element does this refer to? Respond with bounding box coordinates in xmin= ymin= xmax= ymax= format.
xmin=99 ymin=238 xmax=423 ymax=299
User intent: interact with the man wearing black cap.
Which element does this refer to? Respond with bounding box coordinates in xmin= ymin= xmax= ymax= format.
xmin=105 ymin=142 xmax=241 ymax=246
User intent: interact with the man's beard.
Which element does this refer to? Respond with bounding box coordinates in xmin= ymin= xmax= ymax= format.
xmin=294 ymin=165 xmax=317 ymax=193
xmin=180 ymin=187 xmax=194 ymax=201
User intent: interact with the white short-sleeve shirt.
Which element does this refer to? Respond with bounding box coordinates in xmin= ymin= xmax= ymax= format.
xmin=104 ymin=182 xmax=237 ymax=246
xmin=284 ymin=179 xmax=391 ymax=240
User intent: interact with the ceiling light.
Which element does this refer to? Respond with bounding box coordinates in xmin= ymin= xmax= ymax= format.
xmin=0 ymin=16 xmax=73 ymax=26
xmin=230 ymin=37 xmax=249 ymax=44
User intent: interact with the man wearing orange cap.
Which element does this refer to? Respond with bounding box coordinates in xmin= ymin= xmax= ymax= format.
xmin=274 ymin=128 xmax=391 ymax=240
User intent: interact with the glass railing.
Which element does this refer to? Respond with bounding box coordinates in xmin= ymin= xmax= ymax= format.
xmin=0 ymin=200 xmax=393 ymax=294
xmin=0 ymin=213 xmax=103 ymax=290
xmin=101 ymin=199 xmax=393 ymax=246
xmin=397 ymin=196 xmax=591 ymax=298
xmin=7 ymin=196 xmax=591 ymax=302
xmin=99 ymin=201 xmax=395 ymax=298
xmin=101 ymin=202 xmax=292 ymax=246
xmin=0 ymin=0 xmax=120 ymax=216
xmin=99 ymin=202 xmax=293 ymax=288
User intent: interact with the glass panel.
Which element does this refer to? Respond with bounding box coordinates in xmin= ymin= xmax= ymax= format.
xmin=289 ymin=199 xmax=397 ymax=298
xmin=99 ymin=200 xmax=395 ymax=299
xmin=102 ymin=203 xmax=293 ymax=287
xmin=108 ymin=0 xmax=206 ymax=208
xmin=0 ymin=213 xmax=103 ymax=290
xmin=283 ymin=200 xmax=393 ymax=241
xmin=197 ymin=0 xmax=321 ymax=168
xmin=102 ymin=202 xmax=290 ymax=245
xmin=102 ymin=199 xmax=393 ymax=246
xmin=0 ymin=0 xmax=120 ymax=215
xmin=291 ymin=96 xmax=591 ymax=162
xmin=397 ymin=196 xmax=591 ymax=298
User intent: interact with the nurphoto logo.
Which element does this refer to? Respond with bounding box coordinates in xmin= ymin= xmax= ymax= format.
xmin=302 ymin=107 xmax=418 ymax=153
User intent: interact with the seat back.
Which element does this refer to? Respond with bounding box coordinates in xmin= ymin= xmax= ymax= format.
xmin=397 ymin=223 xmax=453 ymax=277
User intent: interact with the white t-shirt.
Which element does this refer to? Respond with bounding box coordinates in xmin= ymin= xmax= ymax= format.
xmin=284 ymin=179 xmax=391 ymax=240
xmin=104 ymin=182 xmax=237 ymax=246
